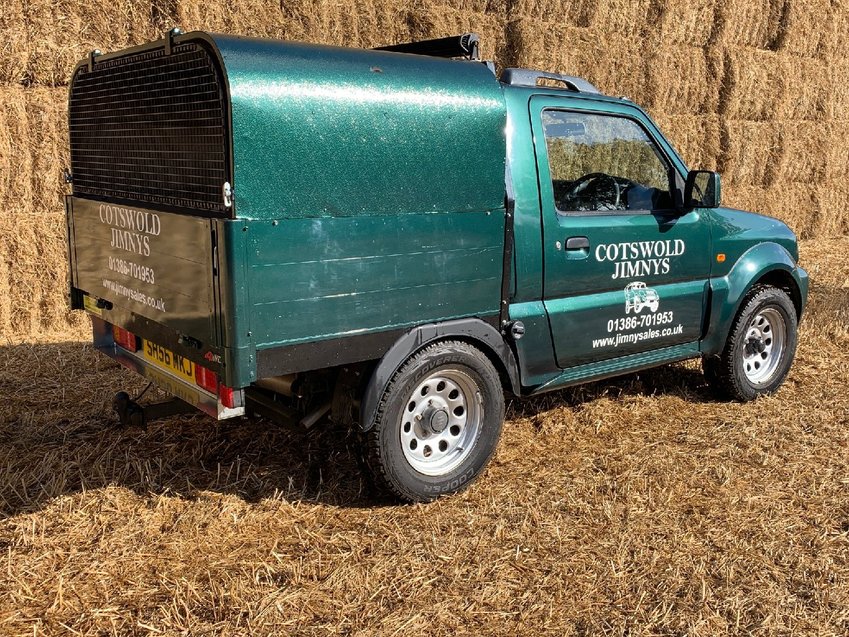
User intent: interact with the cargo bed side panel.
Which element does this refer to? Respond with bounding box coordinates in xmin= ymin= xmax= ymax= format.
xmin=70 ymin=197 xmax=218 ymax=345
xmin=245 ymin=211 xmax=505 ymax=349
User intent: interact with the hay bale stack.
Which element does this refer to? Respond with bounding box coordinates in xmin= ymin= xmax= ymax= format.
xmin=657 ymin=0 xmax=718 ymax=47
xmin=719 ymin=0 xmax=786 ymax=49
xmin=0 ymin=86 xmax=32 ymax=210
xmin=508 ymin=0 xmax=597 ymax=26
xmin=648 ymin=45 xmax=719 ymax=115
xmin=589 ymin=0 xmax=656 ymax=38
xmin=773 ymin=0 xmax=830 ymax=58
xmin=819 ymin=2 xmax=849 ymax=59
xmin=26 ymin=88 xmax=69 ymax=215
xmin=175 ymin=0 xmax=301 ymax=42
xmin=176 ymin=0 xmax=503 ymax=56
xmin=0 ymin=2 xmax=29 ymax=84
xmin=0 ymin=86 xmax=72 ymax=337
xmin=651 ymin=114 xmax=721 ymax=171
xmin=720 ymin=120 xmax=783 ymax=188
xmin=777 ymin=121 xmax=828 ymax=185
xmin=0 ymin=219 xmax=10 ymax=336
xmin=827 ymin=60 xmax=849 ymax=118
xmin=722 ymin=47 xmax=787 ymax=121
xmin=816 ymin=183 xmax=849 ymax=237
xmin=23 ymin=0 xmax=168 ymax=86
xmin=724 ymin=185 xmax=819 ymax=240
xmin=507 ymin=19 xmax=651 ymax=105
xmin=778 ymin=56 xmax=829 ymax=121
xmin=4 ymin=204 xmax=73 ymax=335
xmin=825 ymin=122 xmax=849 ymax=182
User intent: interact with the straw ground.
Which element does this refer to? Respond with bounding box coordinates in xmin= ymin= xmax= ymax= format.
xmin=0 ymin=237 xmax=846 ymax=636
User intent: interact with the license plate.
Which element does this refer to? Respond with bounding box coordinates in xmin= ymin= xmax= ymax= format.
xmin=142 ymin=340 xmax=194 ymax=383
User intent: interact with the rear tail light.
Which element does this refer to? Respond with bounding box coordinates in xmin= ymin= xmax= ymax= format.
xmin=194 ymin=365 xmax=218 ymax=393
xmin=218 ymin=385 xmax=236 ymax=409
xmin=112 ymin=325 xmax=139 ymax=352
xmin=195 ymin=364 xmax=236 ymax=407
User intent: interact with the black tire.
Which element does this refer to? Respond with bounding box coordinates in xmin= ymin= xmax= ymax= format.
xmin=703 ymin=285 xmax=798 ymax=401
xmin=363 ymin=340 xmax=505 ymax=503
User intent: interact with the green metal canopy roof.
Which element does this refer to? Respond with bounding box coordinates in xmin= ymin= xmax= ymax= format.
xmin=207 ymin=34 xmax=508 ymax=220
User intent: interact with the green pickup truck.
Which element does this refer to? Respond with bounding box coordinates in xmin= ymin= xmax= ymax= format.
xmin=65 ymin=30 xmax=808 ymax=501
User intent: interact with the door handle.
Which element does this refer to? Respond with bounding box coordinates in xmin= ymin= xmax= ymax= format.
xmin=565 ymin=236 xmax=590 ymax=250
xmin=563 ymin=236 xmax=590 ymax=261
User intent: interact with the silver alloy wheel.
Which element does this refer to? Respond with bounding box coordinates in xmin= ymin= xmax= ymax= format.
xmin=742 ymin=307 xmax=786 ymax=386
xmin=400 ymin=369 xmax=483 ymax=476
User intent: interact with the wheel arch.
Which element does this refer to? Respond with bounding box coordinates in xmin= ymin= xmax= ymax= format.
xmin=755 ymin=269 xmax=803 ymax=320
xmin=702 ymin=242 xmax=808 ymax=356
xmin=359 ymin=318 xmax=520 ymax=432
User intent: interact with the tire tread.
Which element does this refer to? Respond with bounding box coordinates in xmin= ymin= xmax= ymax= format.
xmin=363 ymin=340 xmax=502 ymax=502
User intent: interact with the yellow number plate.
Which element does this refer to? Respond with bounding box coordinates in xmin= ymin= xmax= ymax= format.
xmin=82 ymin=295 xmax=102 ymax=317
xmin=142 ymin=340 xmax=195 ymax=383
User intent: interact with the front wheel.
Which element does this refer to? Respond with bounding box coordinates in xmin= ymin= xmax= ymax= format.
xmin=363 ymin=340 xmax=505 ymax=502
xmin=703 ymin=285 xmax=798 ymax=401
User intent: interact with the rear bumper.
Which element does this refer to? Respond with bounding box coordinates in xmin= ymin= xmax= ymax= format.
xmin=92 ymin=317 xmax=244 ymax=420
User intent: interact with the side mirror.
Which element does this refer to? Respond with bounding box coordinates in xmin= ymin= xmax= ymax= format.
xmin=684 ymin=170 xmax=721 ymax=209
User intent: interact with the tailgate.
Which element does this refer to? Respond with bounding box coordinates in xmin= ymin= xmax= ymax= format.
xmin=68 ymin=196 xmax=219 ymax=345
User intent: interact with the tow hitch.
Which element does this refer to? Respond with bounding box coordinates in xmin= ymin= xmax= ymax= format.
xmin=112 ymin=391 xmax=195 ymax=429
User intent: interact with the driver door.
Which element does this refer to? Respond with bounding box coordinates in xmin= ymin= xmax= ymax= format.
xmin=531 ymin=97 xmax=711 ymax=368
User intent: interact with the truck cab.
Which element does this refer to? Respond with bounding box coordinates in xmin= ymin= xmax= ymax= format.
xmin=500 ymin=70 xmax=806 ymax=395
xmin=65 ymin=31 xmax=808 ymax=503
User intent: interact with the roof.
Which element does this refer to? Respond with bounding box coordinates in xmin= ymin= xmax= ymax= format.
xmin=207 ymin=33 xmax=508 ymax=219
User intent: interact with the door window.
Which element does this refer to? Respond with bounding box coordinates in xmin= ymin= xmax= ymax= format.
xmin=542 ymin=111 xmax=675 ymax=213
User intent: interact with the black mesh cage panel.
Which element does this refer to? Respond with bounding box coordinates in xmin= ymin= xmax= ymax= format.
xmin=69 ymin=42 xmax=230 ymax=215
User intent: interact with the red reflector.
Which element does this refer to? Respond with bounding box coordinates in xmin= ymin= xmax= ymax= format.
xmin=194 ymin=365 xmax=218 ymax=393
xmin=218 ymin=385 xmax=236 ymax=409
xmin=112 ymin=325 xmax=139 ymax=352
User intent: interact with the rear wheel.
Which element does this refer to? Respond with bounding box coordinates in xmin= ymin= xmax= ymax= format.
xmin=703 ymin=285 xmax=798 ymax=401
xmin=363 ymin=341 xmax=504 ymax=502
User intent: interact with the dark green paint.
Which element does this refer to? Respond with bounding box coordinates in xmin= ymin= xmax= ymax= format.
xmin=700 ymin=208 xmax=808 ymax=354
xmin=208 ymin=35 xmax=506 ymax=220
xmin=242 ymin=212 xmax=504 ymax=347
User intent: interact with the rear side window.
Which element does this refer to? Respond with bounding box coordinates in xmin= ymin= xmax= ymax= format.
xmin=542 ymin=110 xmax=674 ymax=213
